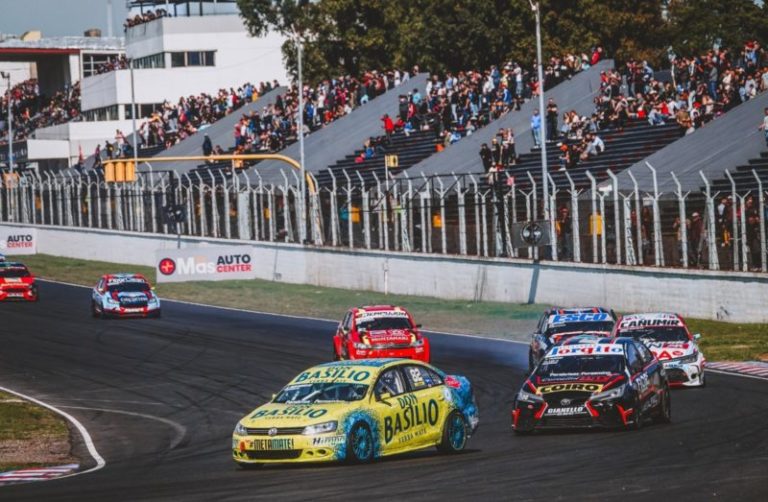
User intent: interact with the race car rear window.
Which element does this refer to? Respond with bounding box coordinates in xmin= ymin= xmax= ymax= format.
xmin=108 ymin=282 xmax=150 ymax=293
xmin=617 ymin=327 xmax=689 ymax=343
xmin=356 ymin=315 xmax=413 ymax=331
xmin=536 ymin=355 xmax=625 ymax=377
xmin=0 ymin=268 xmax=30 ymax=278
xmin=545 ymin=321 xmax=614 ymax=337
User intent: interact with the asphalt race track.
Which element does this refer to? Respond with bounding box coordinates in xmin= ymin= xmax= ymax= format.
xmin=0 ymin=281 xmax=767 ymax=501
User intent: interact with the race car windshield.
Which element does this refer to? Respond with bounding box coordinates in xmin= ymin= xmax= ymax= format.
xmin=536 ymin=355 xmax=625 ymax=377
xmin=0 ymin=268 xmax=30 ymax=278
xmin=108 ymin=282 xmax=150 ymax=293
xmin=356 ymin=316 xmax=412 ymax=331
xmin=545 ymin=321 xmax=614 ymax=337
xmin=618 ymin=327 xmax=689 ymax=343
xmin=275 ymin=383 xmax=369 ymax=404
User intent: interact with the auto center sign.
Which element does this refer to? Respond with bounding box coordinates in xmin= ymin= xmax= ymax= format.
xmin=155 ymin=246 xmax=257 ymax=283
xmin=0 ymin=228 xmax=37 ymax=255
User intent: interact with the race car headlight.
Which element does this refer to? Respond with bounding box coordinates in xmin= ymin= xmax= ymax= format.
xmin=411 ymin=338 xmax=424 ymax=347
xmin=672 ymin=352 xmax=699 ymax=364
xmin=590 ymin=384 xmax=626 ymax=402
xmin=302 ymin=421 xmax=338 ymax=435
xmin=516 ymin=389 xmax=544 ymax=403
xmin=233 ymin=422 xmax=247 ymax=436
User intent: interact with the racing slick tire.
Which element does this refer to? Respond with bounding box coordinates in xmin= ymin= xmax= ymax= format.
xmin=150 ymin=309 xmax=162 ymax=319
xmin=625 ymin=396 xmax=644 ymax=431
xmin=91 ymin=301 xmax=103 ymax=319
xmin=438 ymin=411 xmax=468 ymax=453
xmin=30 ymin=286 xmax=39 ymax=302
xmin=346 ymin=422 xmax=374 ymax=463
xmin=653 ymin=386 xmax=672 ymax=425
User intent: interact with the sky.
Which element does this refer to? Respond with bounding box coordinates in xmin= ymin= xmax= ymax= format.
xmin=0 ymin=0 xmax=130 ymax=38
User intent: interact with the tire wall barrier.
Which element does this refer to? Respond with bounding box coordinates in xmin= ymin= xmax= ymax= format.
xmin=3 ymin=222 xmax=767 ymax=323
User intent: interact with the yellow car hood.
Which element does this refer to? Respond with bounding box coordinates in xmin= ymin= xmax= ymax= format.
xmin=241 ymin=401 xmax=353 ymax=428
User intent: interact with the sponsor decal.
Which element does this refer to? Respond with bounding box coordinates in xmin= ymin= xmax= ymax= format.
xmin=619 ymin=316 xmax=682 ymax=329
xmin=312 ymin=436 xmax=345 ymax=446
xmin=158 ymin=258 xmax=176 ymax=275
xmin=384 ymin=394 xmax=439 ymax=444
xmin=251 ymin=406 xmax=328 ymax=420
xmin=545 ymin=406 xmax=586 ymax=416
xmin=155 ymin=246 xmax=257 ymax=283
xmin=356 ymin=311 xmax=409 ymax=319
xmin=538 ymin=383 xmax=604 ymax=394
xmin=293 ymin=367 xmax=372 ymax=384
xmin=0 ymin=229 xmax=37 ymax=255
xmin=550 ymin=312 xmax=609 ymax=324
xmin=548 ymin=344 xmax=624 ymax=357
xmin=250 ymin=438 xmax=294 ymax=450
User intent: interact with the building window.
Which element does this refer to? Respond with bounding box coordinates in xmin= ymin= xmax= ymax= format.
xmin=134 ymin=53 xmax=165 ymax=69
xmin=170 ymin=51 xmax=215 ymax=67
xmin=83 ymin=53 xmax=122 ymax=77
xmin=83 ymin=105 xmax=120 ymax=122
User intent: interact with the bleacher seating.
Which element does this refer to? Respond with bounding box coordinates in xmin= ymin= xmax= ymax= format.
xmin=316 ymin=129 xmax=440 ymax=188
xmin=702 ymin=150 xmax=768 ymax=194
xmin=490 ymin=119 xmax=683 ymax=191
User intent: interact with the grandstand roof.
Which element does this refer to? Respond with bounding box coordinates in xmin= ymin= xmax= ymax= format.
xmin=606 ymin=91 xmax=768 ymax=193
xmin=0 ymin=36 xmax=124 ymax=53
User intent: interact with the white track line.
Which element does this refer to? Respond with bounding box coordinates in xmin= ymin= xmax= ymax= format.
xmin=0 ymin=385 xmax=106 ymax=481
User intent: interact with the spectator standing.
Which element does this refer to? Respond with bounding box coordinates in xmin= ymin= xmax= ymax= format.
xmin=546 ymin=98 xmax=559 ymax=141
xmin=381 ymin=114 xmax=394 ymax=143
xmin=689 ymin=212 xmax=704 ymax=267
xmin=760 ymin=107 xmax=768 ymax=148
xmin=202 ymin=133 xmax=213 ymax=157
xmin=556 ymin=206 xmax=573 ymax=260
xmin=479 ymin=143 xmax=493 ymax=172
xmin=531 ymin=109 xmax=542 ymax=147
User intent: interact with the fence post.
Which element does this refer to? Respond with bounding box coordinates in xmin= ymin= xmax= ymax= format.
xmin=754 ymin=169 xmax=767 ymax=272
xmin=436 ymin=177 xmax=447 ymax=254
xmin=343 ymin=170 xmax=354 ymax=249
xmin=565 ymin=171 xmax=581 ymax=263
xmin=526 ymin=171 xmax=539 ymax=260
xmin=585 ymin=170 xmax=599 ymax=263
xmin=698 ymin=171 xmax=719 ymax=271
xmin=266 ymin=186 xmax=276 ymax=241
xmin=645 ymin=162 xmax=664 ymax=267
xmin=724 ymin=170 xmax=740 ymax=271
xmin=627 ymin=170 xmax=643 ymax=266
xmin=372 ymin=172 xmax=386 ymax=250
xmin=357 ymin=172 xmax=371 ymax=250
xmin=598 ymin=192 xmax=607 ymax=264
xmin=401 ymin=172 xmax=412 ymax=253
xmin=670 ymin=171 xmax=689 ymax=269
xmin=469 ymin=175 xmax=480 ymax=256
xmin=279 ymin=171 xmax=292 ymax=243
xmin=328 ymin=170 xmax=339 ymax=247
xmin=622 ymin=194 xmax=636 ymax=265
xmin=606 ymin=170 xmax=622 ymax=264
xmin=453 ymin=174 xmax=467 ymax=255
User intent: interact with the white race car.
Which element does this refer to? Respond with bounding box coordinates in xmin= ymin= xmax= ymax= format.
xmin=91 ymin=273 xmax=161 ymax=319
xmin=614 ymin=312 xmax=705 ymax=387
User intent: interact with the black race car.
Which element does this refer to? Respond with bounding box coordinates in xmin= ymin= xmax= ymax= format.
xmin=527 ymin=307 xmax=616 ymax=373
xmin=512 ymin=337 xmax=671 ymax=433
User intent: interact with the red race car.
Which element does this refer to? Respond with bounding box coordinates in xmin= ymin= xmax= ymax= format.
xmin=333 ymin=305 xmax=430 ymax=363
xmin=0 ymin=261 xmax=39 ymax=301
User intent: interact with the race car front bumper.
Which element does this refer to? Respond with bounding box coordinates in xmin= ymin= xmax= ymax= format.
xmin=103 ymin=304 xmax=160 ymax=317
xmin=349 ymin=344 xmax=430 ymax=363
xmin=232 ymin=433 xmax=346 ymax=464
xmin=663 ymin=360 xmax=705 ymax=387
xmin=512 ymin=400 xmax=630 ymax=431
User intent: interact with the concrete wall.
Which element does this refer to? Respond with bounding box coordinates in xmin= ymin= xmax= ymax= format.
xmin=3 ymin=222 xmax=766 ymax=323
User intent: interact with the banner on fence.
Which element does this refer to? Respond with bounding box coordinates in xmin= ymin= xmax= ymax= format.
xmin=0 ymin=227 xmax=37 ymax=255
xmin=155 ymin=246 xmax=257 ymax=283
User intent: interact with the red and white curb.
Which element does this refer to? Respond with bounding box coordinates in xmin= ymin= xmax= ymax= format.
xmin=0 ymin=464 xmax=79 ymax=486
xmin=707 ymin=361 xmax=768 ymax=380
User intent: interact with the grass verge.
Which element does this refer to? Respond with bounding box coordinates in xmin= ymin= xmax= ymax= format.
xmin=13 ymin=254 xmax=768 ymax=362
xmin=0 ymin=391 xmax=74 ymax=472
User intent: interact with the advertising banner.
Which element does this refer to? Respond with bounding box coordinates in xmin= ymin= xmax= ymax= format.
xmin=155 ymin=246 xmax=257 ymax=283
xmin=0 ymin=227 xmax=37 ymax=255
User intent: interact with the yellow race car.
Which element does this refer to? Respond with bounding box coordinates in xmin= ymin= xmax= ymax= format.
xmin=232 ymin=359 xmax=479 ymax=466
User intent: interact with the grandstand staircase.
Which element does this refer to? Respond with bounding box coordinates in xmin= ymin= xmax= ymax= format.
xmin=316 ymin=129 xmax=440 ymax=187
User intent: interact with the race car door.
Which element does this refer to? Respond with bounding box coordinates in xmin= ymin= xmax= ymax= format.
xmin=400 ymin=364 xmax=445 ymax=448
xmin=371 ymin=367 xmax=411 ymax=454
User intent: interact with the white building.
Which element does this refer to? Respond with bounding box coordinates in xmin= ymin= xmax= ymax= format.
xmin=8 ymin=0 xmax=287 ymax=170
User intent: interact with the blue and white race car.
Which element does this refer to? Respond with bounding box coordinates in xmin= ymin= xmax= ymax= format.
xmin=528 ymin=307 xmax=616 ymax=372
xmin=91 ymin=273 xmax=161 ymax=318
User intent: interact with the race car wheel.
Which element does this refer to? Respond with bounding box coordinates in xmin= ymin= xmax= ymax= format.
xmin=653 ymin=387 xmax=672 ymax=425
xmin=91 ymin=301 xmax=101 ymax=319
xmin=150 ymin=309 xmax=162 ymax=319
xmin=438 ymin=411 xmax=467 ymax=453
xmin=627 ymin=397 xmax=643 ymax=431
xmin=527 ymin=351 xmax=535 ymax=374
xmin=346 ymin=422 xmax=373 ymax=463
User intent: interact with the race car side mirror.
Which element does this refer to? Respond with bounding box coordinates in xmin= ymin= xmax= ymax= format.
xmin=693 ymin=333 xmax=702 ymax=340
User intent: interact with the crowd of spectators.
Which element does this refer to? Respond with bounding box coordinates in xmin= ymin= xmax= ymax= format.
xmin=124 ymin=9 xmax=169 ymax=31
xmin=1 ymin=78 xmax=81 ymax=145
xmin=94 ymin=55 xmax=129 ymax=75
